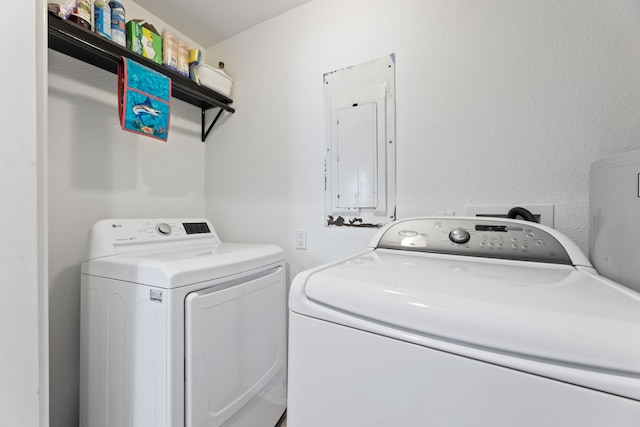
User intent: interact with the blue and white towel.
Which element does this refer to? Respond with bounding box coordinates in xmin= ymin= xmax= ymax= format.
xmin=118 ymin=57 xmax=172 ymax=141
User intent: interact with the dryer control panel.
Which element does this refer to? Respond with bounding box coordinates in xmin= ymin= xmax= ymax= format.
xmin=85 ymin=218 xmax=220 ymax=260
xmin=374 ymin=217 xmax=575 ymax=265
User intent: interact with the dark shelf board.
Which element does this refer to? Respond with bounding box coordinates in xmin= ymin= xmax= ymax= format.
xmin=48 ymin=15 xmax=235 ymax=113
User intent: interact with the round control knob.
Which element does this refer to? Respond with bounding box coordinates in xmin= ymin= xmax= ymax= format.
xmin=156 ymin=223 xmax=172 ymax=235
xmin=449 ymin=227 xmax=470 ymax=244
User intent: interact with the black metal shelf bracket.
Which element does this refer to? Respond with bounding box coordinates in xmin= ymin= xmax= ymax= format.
xmin=202 ymin=107 xmax=225 ymax=142
xmin=48 ymin=15 xmax=235 ymax=142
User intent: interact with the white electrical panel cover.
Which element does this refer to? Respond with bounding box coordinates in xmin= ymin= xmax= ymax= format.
xmin=324 ymin=54 xmax=396 ymax=228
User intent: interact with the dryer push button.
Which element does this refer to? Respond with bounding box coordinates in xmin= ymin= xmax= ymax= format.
xmin=156 ymin=223 xmax=172 ymax=235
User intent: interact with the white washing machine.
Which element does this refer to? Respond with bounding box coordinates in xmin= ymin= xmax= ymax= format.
xmin=288 ymin=217 xmax=640 ymax=427
xmin=80 ymin=218 xmax=287 ymax=427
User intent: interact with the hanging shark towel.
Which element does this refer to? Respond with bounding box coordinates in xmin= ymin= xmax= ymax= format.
xmin=118 ymin=57 xmax=171 ymax=141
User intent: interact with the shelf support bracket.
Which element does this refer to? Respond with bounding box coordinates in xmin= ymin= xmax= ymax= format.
xmin=201 ymin=107 xmax=225 ymax=142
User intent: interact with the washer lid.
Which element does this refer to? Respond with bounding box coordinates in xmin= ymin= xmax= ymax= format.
xmin=294 ymin=250 xmax=640 ymax=398
xmin=81 ymin=242 xmax=284 ymax=288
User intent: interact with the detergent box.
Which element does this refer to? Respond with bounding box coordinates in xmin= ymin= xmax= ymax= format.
xmin=126 ymin=20 xmax=162 ymax=64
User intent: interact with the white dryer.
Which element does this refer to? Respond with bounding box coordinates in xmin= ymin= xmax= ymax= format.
xmin=288 ymin=217 xmax=640 ymax=427
xmin=80 ymin=218 xmax=287 ymax=427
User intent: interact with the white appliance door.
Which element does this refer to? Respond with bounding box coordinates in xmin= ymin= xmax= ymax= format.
xmin=184 ymin=266 xmax=286 ymax=427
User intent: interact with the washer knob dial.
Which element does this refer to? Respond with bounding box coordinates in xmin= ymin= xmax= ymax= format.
xmin=449 ymin=227 xmax=470 ymax=244
xmin=156 ymin=223 xmax=172 ymax=235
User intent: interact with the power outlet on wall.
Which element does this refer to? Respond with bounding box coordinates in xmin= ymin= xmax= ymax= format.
xmin=464 ymin=204 xmax=554 ymax=228
xmin=296 ymin=229 xmax=307 ymax=250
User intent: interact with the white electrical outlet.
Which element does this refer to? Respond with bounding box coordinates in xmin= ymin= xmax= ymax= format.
xmin=296 ymin=229 xmax=307 ymax=250
xmin=464 ymin=204 xmax=554 ymax=227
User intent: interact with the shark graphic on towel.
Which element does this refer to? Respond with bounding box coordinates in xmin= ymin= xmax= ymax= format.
xmin=133 ymin=97 xmax=163 ymax=120
xmin=119 ymin=57 xmax=172 ymax=140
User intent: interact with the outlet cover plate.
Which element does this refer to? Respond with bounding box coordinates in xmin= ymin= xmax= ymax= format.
xmin=296 ymin=229 xmax=307 ymax=250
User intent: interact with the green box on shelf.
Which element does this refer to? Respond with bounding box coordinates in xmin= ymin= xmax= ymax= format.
xmin=126 ymin=20 xmax=162 ymax=64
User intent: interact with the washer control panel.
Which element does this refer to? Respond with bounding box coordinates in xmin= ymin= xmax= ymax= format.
xmin=376 ymin=218 xmax=572 ymax=264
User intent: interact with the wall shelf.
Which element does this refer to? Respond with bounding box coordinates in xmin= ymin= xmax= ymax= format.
xmin=48 ymin=15 xmax=234 ymax=142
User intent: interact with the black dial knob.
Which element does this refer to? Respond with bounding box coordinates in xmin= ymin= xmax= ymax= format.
xmin=156 ymin=223 xmax=172 ymax=235
xmin=449 ymin=227 xmax=470 ymax=244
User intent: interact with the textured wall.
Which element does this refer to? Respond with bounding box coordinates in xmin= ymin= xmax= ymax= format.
xmin=47 ymin=52 xmax=206 ymax=427
xmin=47 ymin=4 xmax=208 ymax=425
xmin=204 ymin=0 xmax=640 ymax=280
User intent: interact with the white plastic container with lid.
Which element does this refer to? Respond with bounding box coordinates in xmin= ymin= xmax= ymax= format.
xmin=196 ymin=62 xmax=233 ymax=97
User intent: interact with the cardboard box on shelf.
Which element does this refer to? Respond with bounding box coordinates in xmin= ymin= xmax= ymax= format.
xmin=126 ymin=20 xmax=162 ymax=64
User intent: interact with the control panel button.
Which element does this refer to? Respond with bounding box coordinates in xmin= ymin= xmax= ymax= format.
xmin=156 ymin=223 xmax=172 ymax=235
xmin=449 ymin=228 xmax=471 ymax=244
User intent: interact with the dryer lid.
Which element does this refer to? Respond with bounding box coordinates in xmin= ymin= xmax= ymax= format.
xmin=296 ymin=250 xmax=640 ymax=398
xmin=81 ymin=242 xmax=284 ymax=288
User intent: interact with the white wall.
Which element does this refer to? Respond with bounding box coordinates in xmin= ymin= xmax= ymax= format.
xmin=47 ymin=4 xmax=206 ymax=425
xmin=0 ymin=1 xmax=46 ymax=426
xmin=204 ymin=0 xmax=640 ymax=279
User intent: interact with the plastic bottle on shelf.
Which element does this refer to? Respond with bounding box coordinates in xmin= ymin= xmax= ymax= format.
xmin=108 ymin=1 xmax=126 ymax=47
xmin=93 ymin=0 xmax=111 ymax=39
